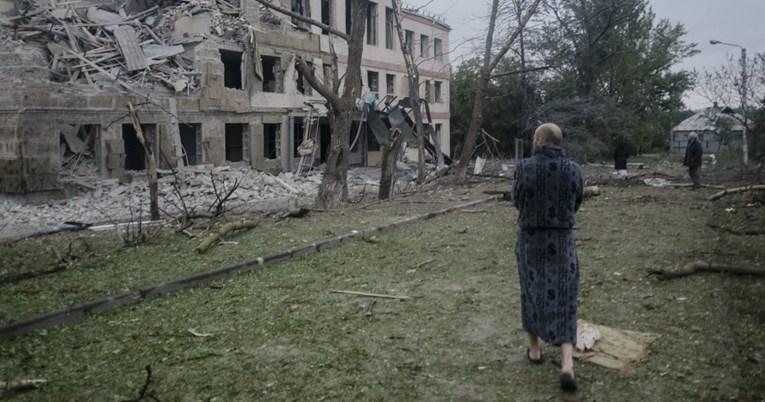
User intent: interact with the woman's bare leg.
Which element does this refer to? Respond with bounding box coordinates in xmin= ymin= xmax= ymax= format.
xmin=561 ymin=343 xmax=574 ymax=375
xmin=527 ymin=332 xmax=541 ymax=360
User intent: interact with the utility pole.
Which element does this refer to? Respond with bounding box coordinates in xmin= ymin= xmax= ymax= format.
xmin=710 ymin=39 xmax=749 ymax=166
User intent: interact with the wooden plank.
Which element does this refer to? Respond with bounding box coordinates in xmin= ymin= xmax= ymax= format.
xmin=329 ymin=290 xmax=410 ymax=300
xmin=113 ymin=26 xmax=148 ymax=71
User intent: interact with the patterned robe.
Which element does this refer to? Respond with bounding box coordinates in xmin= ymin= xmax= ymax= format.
xmin=512 ymin=145 xmax=584 ymax=345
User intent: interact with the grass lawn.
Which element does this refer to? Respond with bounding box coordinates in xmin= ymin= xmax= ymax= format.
xmin=1 ymin=182 xmax=764 ymax=401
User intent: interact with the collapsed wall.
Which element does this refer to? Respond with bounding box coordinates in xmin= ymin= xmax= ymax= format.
xmin=0 ymin=0 xmax=330 ymax=197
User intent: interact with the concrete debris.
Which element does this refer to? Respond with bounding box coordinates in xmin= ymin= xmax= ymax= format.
xmin=4 ymin=0 xmax=251 ymax=92
xmin=0 ymin=167 xmax=403 ymax=241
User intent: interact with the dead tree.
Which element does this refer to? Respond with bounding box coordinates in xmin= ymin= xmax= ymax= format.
xmin=127 ymin=102 xmax=160 ymax=221
xmin=391 ymin=0 xmax=426 ymax=184
xmin=379 ymin=128 xmax=404 ymax=199
xmin=254 ymin=0 xmax=369 ymax=209
xmin=452 ymin=0 xmax=543 ymax=182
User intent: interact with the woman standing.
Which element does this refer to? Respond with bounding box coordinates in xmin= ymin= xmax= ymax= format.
xmin=512 ymin=123 xmax=584 ymax=391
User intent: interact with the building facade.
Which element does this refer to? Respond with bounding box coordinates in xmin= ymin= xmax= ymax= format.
xmin=670 ymin=105 xmax=744 ymax=154
xmin=0 ymin=0 xmax=450 ymax=195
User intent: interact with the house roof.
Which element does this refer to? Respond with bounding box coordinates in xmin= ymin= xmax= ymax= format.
xmin=673 ymin=107 xmax=745 ymax=132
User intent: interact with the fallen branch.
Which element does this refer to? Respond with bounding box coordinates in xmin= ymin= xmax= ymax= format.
xmin=275 ymin=207 xmax=310 ymax=223
xmin=708 ymin=185 xmax=765 ymax=201
xmin=649 ymin=261 xmax=765 ymax=279
xmin=121 ymin=365 xmax=157 ymax=402
xmin=671 ymin=183 xmax=725 ymax=190
xmin=0 ymin=379 xmax=47 ymax=395
xmin=329 ymin=289 xmax=410 ymax=300
xmin=195 ymin=220 xmax=259 ymax=254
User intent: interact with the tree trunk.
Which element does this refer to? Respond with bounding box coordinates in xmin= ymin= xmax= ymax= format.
xmin=317 ymin=107 xmax=351 ymax=208
xmin=379 ymin=128 xmax=403 ymax=199
xmin=412 ymin=90 xmax=426 ymax=184
xmin=128 ymin=102 xmax=160 ymax=221
xmin=454 ymin=74 xmax=491 ymax=181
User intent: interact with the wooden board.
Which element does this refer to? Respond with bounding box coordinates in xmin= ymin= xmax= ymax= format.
xmin=113 ymin=26 xmax=148 ymax=71
xmin=573 ymin=320 xmax=660 ymax=371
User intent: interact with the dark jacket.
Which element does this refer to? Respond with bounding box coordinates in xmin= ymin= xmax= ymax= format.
xmin=512 ymin=145 xmax=584 ymax=230
xmin=614 ymin=144 xmax=629 ymax=170
xmin=684 ymin=139 xmax=703 ymax=168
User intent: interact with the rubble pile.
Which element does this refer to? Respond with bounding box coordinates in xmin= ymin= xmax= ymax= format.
xmin=4 ymin=0 xmax=250 ymax=92
xmin=0 ymin=166 xmax=388 ymax=239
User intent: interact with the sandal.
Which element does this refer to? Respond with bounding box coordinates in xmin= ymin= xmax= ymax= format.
xmin=560 ymin=372 xmax=577 ymax=392
xmin=526 ymin=348 xmax=543 ymax=364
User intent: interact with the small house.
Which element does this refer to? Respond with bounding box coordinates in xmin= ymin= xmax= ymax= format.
xmin=670 ymin=104 xmax=745 ymax=153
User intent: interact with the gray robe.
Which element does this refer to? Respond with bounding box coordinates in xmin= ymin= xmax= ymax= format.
xmin=512 ymin=145 xmax=583 ymax=345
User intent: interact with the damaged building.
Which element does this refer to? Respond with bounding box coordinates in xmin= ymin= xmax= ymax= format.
xmin=0 ymin=0 xmax=451 ymax=197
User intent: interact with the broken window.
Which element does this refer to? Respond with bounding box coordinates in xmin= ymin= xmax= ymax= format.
xmin=385 ymin=7 xmax=395 ymax=49
xmin=386 ymin=73 xmax=395 ymax=95
xmin=404 ymin=30 xmax=414 ymax=54
xmin=261 ymin=55 xmax=282 ymax=93
xmin=220 ymin=49 xmax=243 ymax=90
xmin=122 ymin=124 xmax=157 ymax=171
xmin=434 ymin=81 xmax=443 ymax=103
xmin=60 ymin=125 xmax=99 ymax=171
xmin=291 ymin=0 xmax=311 ymax=30
xmin=434 ymin=38 xmax=444 ymax=62
xmin=225 ymin=124 xmax=248 ymax=162
xmin=366 ymin=2 xmax=378 ymax=46
xmin=420 ymin=34 xmax=429 ymax=58
xmin=179 ymin=123 xmax=202 ymax=166
xmin=296 ymin=61 xmax=313 ymax=96
xmin=293 ymin=117 xmax=305 ymax=158
xmin=264 ymin=123 xmax=280 ymax=160
xmin=321 ymin=0 xmax=333 ymax=34
xmin=367 ymin=70 xmax=379 ymax=95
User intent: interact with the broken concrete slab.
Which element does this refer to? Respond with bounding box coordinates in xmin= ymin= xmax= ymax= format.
xmin=113 ymin=26 xmax=148 ymax=71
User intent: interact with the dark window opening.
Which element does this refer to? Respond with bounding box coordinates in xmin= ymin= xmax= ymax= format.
xmin=404 ymin=30 xmax=414 ymax=54
xmin=179 ymin=123 xmax=202 ymax=165
xmin=367 ymin=126 xmax=380 ymax=151
xmin=434 ymin=81 xmax=443 ymax=103
xmin=220 ymin=50 xmax=243 ymax=90
xmin=385 ymin=7 xmax=394 ymax=49
xmin=434 ymin=38 xmax=443 ymax=62
xmin=122 ymin=124 xmax=157 ymax=171
xmin=319 ymin=121 xmax=331 ymax=163
xmin=293 ymin=117 xmax=305 ymax=158
xmin=367 ymin=70 xmax=379 ymax=94
xmin=264 ymin=123 xmax=280 ymax=160
xmin=225 ymin=123 xmax=247 ymax=162
xmin=296 ymin=61 xmax=313 ymax=95
xmin=321 ymin=0 xmax=332 ymax=34
xmin=366 ymin=2 xmax=378 ymax=46
xmin=261 ymin=55 xmax=282 ymax=93
xmin=386 ymin=74 xmax=395 ymax=94
xmin=420 ymin=34 xmax=429 ymax=58
xmin=291 ymin=0 xmax=310 ymax=30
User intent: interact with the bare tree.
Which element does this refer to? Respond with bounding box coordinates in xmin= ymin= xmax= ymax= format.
xmin=254 ymin=0 xmax=368 ymax=209
xmin=700 ymin=52 xmax=765 ymax=165
xmin=451 ymin=0 xmax=543 ymax=181
xmin=127 ymin=102 xmax=160 ymax=221
xmin=391 ymin=0 xmax=427 ymax=184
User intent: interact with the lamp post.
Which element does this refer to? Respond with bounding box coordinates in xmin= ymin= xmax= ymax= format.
xmin=710 ymin=39 xmax=748 ymax=166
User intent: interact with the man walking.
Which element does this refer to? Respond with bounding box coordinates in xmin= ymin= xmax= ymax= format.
xmin=683 ymin=132 xmax=703 ymax=190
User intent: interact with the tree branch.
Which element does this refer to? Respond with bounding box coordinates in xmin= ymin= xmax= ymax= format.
xmin=296 ymin=57 xmax=341 ymax=109
xmin=252 ymin=0 xmax=349 ymax=41
xmin=488 ymin=0 xmax=543 ymax=73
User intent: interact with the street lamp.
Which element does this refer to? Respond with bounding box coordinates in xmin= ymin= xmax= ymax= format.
xmin=710 ymin=39 xmax=749 ymax=166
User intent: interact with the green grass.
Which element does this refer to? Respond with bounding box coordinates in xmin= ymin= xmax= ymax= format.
xmin=1 ymin=183 xmax=764 ymax=401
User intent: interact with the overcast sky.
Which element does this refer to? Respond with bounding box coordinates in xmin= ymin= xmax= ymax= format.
xmin=407 ymin=0 xmax=765 ymax=109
